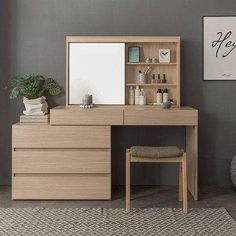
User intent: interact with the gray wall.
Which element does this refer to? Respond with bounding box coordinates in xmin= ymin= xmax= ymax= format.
xmin=3 ymin=0 xmax=236 ymax=185
xmin=0 ymin=0 xmax=11 ymax=185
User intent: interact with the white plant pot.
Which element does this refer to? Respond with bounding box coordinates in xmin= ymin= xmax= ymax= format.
xmin=23 ymin=96 xmax=48 ymax=116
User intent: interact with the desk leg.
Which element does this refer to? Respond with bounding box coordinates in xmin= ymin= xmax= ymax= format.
xmin=186 ymin=126 xmax=198 ymax=200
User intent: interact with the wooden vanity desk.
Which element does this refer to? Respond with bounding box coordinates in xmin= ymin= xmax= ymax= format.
xmin=12 ymin=36 xmax=198 ymax=201
xmin=12 ymin=105 xmax=198 ymax=200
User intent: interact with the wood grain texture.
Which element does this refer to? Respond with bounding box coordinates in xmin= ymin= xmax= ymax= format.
xmin=126 ymin=149 xmax=131 ymax=213
xmin=50 ymin=107 xmax=123 ymax=125
xmin=12 ymin=174 xmax=111 ymax=200
xmin=66 ymin=36 xmax=180 ymax=43
xmin=186 ymin=126 xmax=198 ymax=200
xmin=127 ymin=149 xmax=188 ymax=213
xmin=12 ymin=124 xmax=110 ymax=148
xmin=179 ymin=163 xmax=183 ymax=201
xmin=125 ymin=41 xmax=180 ymax=106
xmin=13 ymin=149 xmax=111 ymax=174
xmin=182 ymin=153 xmax=188 ymax=214
xmin=124 ymin=109 xmax=198 ymax=126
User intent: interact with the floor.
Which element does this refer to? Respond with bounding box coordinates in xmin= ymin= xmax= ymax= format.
xmin=1 ymin=186 xmax=236 ymax=220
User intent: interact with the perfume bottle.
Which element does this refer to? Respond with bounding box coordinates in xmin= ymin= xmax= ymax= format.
xmin=157 ymin=74 xmax=161 ymax=83
xmin=162 ymin=74 xmax=167 ymax=83
xmin=152 ymin=74 xmax=156 ymax=84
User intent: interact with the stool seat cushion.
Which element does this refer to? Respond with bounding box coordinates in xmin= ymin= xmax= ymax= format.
xmin=130 ymin=146 xmax=183 ymax=158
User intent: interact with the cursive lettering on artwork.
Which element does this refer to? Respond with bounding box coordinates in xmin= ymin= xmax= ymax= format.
xmin=212 ymin=31 xmax=236 ymax=58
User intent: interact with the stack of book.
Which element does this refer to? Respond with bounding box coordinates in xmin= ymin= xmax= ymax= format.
xmin=20 ymin=114 xmax=49 ymax=123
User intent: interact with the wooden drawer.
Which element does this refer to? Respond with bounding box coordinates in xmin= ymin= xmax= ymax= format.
xmin=12 ymin=124 xmax=110 ymax=148
xmin=124 ymin=109 xmax=198 ymax=126
xmin=13 ymin=149 xmax=110 ymax=174
xmin=50 ymin=107 xmax=123 ymax=125
xmin=12 ymin=174 xmax=111 ymax=200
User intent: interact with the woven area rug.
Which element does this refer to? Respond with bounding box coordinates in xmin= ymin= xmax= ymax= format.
xmin=0 ymin=208 xmax=235 ymax=236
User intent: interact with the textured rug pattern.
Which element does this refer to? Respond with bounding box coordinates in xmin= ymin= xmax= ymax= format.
xmin=0 ymin=208 xmax=235 ymax=236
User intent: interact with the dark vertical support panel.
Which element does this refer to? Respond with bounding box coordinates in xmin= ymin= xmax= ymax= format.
xmin=0 ymin=0 xmax=11 ymax=185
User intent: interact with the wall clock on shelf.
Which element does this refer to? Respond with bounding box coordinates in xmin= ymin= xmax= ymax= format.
xmin=159 ymin=49 xmax=170 ymax=63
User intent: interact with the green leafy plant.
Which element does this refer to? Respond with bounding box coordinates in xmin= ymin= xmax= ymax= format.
xmin=9 ymin=74 xmax=62 ymax=99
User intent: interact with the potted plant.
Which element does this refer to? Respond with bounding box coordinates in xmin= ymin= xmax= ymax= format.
xmin=9 ymin=74 xmax=62 ymax=115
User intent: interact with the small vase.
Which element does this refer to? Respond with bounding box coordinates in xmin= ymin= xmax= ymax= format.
xmin=23 ymin=96 xmax=48 ymax=116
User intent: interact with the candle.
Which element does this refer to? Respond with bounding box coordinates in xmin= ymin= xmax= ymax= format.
xmin=82 ymin=94 xmax=92 ymax=105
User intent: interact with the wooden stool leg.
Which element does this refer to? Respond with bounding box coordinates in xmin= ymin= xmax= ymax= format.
xmin=178 ymin=162 xmax=183 ymax=201
xmin=126 ymin=150 xmax=131 ymax=213
xmin=182 ymin=153 xmax=188 ymax=214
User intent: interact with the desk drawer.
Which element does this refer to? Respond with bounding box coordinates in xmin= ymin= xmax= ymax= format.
xmin=50 ymin=108 xmax=123 ymax=125
xmin=124 ymin=109 xmax=198 ymax=126
xmin=12 ymin=174 xmax=111 ymax=200
xmin=13 ymin=149 xmax=110 ymax=174
xmin=12 ymin=124 xmax=110 ymax=148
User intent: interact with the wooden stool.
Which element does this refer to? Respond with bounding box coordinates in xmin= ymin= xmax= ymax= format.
xmin=125 ymin=146 xmax=188 ymax=214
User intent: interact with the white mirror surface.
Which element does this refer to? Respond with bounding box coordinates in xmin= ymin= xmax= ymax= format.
xmin=69 ymin=43 xmax=125 ymax=104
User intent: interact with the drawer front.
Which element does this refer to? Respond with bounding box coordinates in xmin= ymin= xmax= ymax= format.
xmin=12 ymin=124 xmax=110 ymax=148
xmin=124 ymin=110 xmax=198 ymax=126
xmin=13 ymin=150 xmax=110 ymax=174
xmin=12 ymin=174 xmax=111 ymax=200
xmin=50 ymin=108 xmax=123 ymax=125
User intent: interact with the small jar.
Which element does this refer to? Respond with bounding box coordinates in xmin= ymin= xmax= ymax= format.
xmin=82 ymin=94 xmax=92 ymax=105
xmin=145 ymin=58 xmax=151 ymax=63
xmin=152 ymin=58 xmax=157 ymax=63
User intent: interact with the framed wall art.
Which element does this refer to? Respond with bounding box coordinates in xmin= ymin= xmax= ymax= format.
xmin=203 ymin=16 xmax=236 ymax=81
xmin=128 ymin=46 xmax=140 ymax=62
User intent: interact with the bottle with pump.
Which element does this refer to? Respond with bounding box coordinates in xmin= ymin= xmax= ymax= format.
xmin=156 ymin=89 xmax=163 ymax=105
xmin=135 ymin=86 xmax=140 ymax=105
xmin=163 ymin=88 xmax=169 ymax=103
xmin=139 ymin=88 xmax=146 ymax=105
xmin=129 ymin=86 xmax=135 ymax=105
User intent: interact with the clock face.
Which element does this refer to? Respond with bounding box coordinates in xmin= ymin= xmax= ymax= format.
xmin=159 ymin=49 xmax=170 ymax=63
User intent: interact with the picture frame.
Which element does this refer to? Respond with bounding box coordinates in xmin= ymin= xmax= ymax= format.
xmin=128 ymin=46 xmax=140 ymax=62
xmin=202 ymin=15 xmax=236 ymax=81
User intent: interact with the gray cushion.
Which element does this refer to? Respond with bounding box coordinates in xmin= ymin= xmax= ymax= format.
xmin=130 ymin=146 xmax=183 ymax=158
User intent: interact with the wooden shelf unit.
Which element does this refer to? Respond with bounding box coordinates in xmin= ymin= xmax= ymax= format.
xmin=65 ymin=36 xmax=180 ymax=106
xmin=125 ymin=37 xmax=180 ymax=106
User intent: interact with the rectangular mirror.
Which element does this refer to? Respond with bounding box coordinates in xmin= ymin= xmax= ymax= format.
xmin=68 ymin=43 xmax=125 ymax=105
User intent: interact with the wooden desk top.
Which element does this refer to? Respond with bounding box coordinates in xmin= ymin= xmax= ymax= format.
xmin=53 ymin=105 xmax=197 ymax=111
xmin=50 ymin=105 xmax=198 ymax=126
